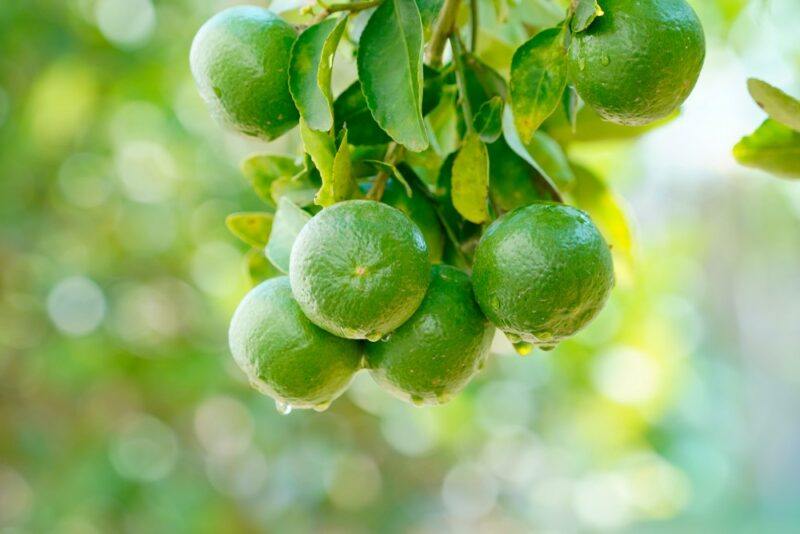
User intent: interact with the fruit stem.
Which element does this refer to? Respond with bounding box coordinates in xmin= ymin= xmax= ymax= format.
xmin=426 ymin=0 xmax=461 ymax=68
xmin=366 ymin=143 xmax=401 ymax=200
xmin=450 ymin=34 xmax=474 ymax=131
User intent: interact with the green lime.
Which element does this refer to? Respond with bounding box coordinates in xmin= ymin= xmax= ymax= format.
xmin=190 ymin=6 xmax=299 ymax=140
xmin=228 ymin=277 xmax=362 ymax=411
xmin=365 ymin=265 xmax=494 ymax=406
xmin=290 ymin=200 xmax=430 ymax=341
xmin=568 ymin=0 xmax=705 ymax=125
xmin=381 ymin=178 xmax=445 ymax=263
xmin=472 ymin=202 xmax=614 ymax=345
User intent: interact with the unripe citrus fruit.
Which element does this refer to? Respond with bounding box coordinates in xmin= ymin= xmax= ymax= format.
xmin=472 ymin=203 xmax=614 ymax=346
xmin=381 ymin=178 xmax=445 ymax=263
xmin=190 ymin=6 xmax=299 ymax=140
xmin=365 ymin=265 xmax=494 ymax=406
xmin=290 ymin=200 xmax=430 ymax=341
xmin=228 ymin=277 xmax=362 ymax=411
xmin=568 ymin=0 xmax=705 ymax=125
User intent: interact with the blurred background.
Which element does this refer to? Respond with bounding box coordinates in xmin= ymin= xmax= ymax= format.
xmin=2 ymin=0 xmax=800 ymax=532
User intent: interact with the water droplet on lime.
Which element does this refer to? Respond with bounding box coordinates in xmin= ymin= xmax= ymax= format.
xmin=312 ymin=401 xmax=331 ymax=413
xmin=366 ymin=331 xmax=383 ymax=342
xmin=275 ymin=400 xmax=292 ymax=415
xmin=505 ymin=332 xmax=521 ymax=344
xmin=513 ymin=341 xmax=534 ymax=356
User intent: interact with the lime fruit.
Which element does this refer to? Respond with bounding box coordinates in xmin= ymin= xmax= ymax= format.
xmin=228 ymin=277 xmax=362 ymax=410
xmin=381 ymin=177 xmax=445 ymax=263
xmin=190 ymin=6 xmax=299 ymax=140
xmin=472 ymin=202 xmax=614 ymax=345
xmin=568 ymin=0 xmax=705 ymax=125
xmin=290 ymin=200 xmax=430 ymax=341
xmin=365 ymin=265 xmax=494 ymax=406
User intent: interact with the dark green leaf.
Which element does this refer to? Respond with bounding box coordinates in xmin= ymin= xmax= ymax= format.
xmin=462 ymin=54 xmax=508 ymax=110
xmin=357 ymin=0 xmax=428 ymax=151
xmin=333 ymin=81 xmax=392 ymax=146
xmin=240 ymin=154 xmax=302 ymax=205
xmin=510 ymin=26 xmax=568 ymax=143
xmin=289 ymin=17 xmax=348 ymax=131
xmin=226 ymin=212 xmax=273 ymax=248
xmin=452 ymin=133 xmax=490 ymax=223
xmin=747 ymin=78 xmax=800 ymax=132
xmin=733 ymin=119 xmax=800 ymax=179
xmin=570 ymin=0 xmax=604 ymax=33
xmin=415 ymin=0 xmax=443 ymax=34
xmin=266 ymin=197 xmax=312 ymax=273
xmin=488 ymin=137 xmax=560 ymax=213
xmin=473 ymin=96 xmax=504 ymax=143
xmin=245 ymin=248 xmax=282 ymax=286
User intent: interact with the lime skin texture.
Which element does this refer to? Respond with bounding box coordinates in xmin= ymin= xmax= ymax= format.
xmin=381 ymin=178 xmax=445 ymax=264
xmin=228 ymin=277 xmax=362 ymax=410
xmin=190 ymin=6 xmax=299 ymax=140
xmin=568 ymin=0 xmax=705 ymax=126
xmin=365 ymin=265 xmax=495 ymax=406
xmin=289 ymin=200 xmax=431 ymax=341
xmin=472 ymin=202 xmax=614 ymax=346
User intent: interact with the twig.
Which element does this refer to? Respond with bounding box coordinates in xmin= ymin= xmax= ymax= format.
xmin=450 ymin=34 xmax=474 ymax=130
xmin=366 ymin=143 xmax=401 ymax=200
xmin=426 ymin=0 xmax=461 ymax=68
xmin=312 ymin=0 xmax=382 ymax=24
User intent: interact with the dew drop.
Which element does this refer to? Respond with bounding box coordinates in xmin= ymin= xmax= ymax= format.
xmin=513 ymin=341 xmax=534 ymax=356
xmin=275 ymin=400 xmax=292 ymax=415
xmin=366 ymin=332 xmax=383 ymax=342
xmin=312 ymin=401 xmax=331 ymax=413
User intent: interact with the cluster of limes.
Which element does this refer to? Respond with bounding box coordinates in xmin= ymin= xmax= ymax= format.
xmin=191 ymin=0 xmax=704 ymax=411
xmin=228 ymin=200 xmax=613 ymax=412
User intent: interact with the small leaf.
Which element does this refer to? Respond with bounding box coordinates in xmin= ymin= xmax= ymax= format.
xmin=502 ymin=107 xmax=573 ymax=191
xmin=570 ymin=0 xmax=604 ymax=33
xmin=747 ymin=78 xmax=800 ymax=132
xmin=300 ymin=120 xmax=354 ymax=206
xmin=357 ymin=0 xmax=429 ymax=151
xmin=415 ymin=0 xmax=444 ymax=34
xmin=733 ymin=119 xmax=800 ymax=179
xmin=289 ymin=17 xmax=348 ymax=132
xmin=240 ymin=154 xmax=302 ymax=205
xmin=451 ymin=133 xmax=490 ymax=224
xmin=266 ymin=197 xmax=312 ymax=273
xmin=245 ymin=248 xmax=281 ymax=286
xmin=365 ymin=160 xmax=413 ymax=196
xmin=473 ymin=96 xmax=504 ymax=143
xmin=562 ymin=84 xmax=580 ymax=132
xmin=510 ymin=26 xmax=568 ymax=143
xmin=271 ymin=170 xmax=319 ymax=207
xmin=226 ymin=212 xmax=274 ymax=248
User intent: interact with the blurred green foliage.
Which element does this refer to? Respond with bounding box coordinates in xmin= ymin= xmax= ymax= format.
xmin=1 ymin=0 xmax=800 ymax=532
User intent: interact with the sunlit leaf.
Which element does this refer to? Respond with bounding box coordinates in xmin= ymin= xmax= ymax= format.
xmin=452 ymin=133 xmax=490 ymax=223
xmin=300 ymin=120 xmax=354 ymax=206
xmin=747 ymin=78 xmax=800 ymax=132
xmin=357 ymin=0 xmax=428 ymax=151
xmin=270 ymin=169 xmax=320 ymax=207
xmin=245 ymin=248 xmax=282 ymax=286
xmin=225 ymin=212 xmax=274 ymax=249
xmin=510 ymin=26 xmax=568 ymax=143
xmin=473 ymin=96 xmax=504 ymax=143
xmin=266 ymin=197 xmax=312 ymax=273
xmin=570 ymin=0 xmax=604 ymax=33
xmin=503 ymin=107 xmax=573 ymax=191
xmin=240 ymin=154 xmax=302 ymax=205
xmin=289 ymin=17 xmax=348 ymax=131
xmin=733 ymin=119 xmax=800 ymax=179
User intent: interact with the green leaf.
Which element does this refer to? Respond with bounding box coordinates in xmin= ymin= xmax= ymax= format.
xmin=299 ymin=120 xmax=354 ymax=206
xmin=333 ymin=81 xmax=392 ymax=146
xmin=365 ymin=160 xmax=413 ymax=196
xmin=502 ymin=107 xmax=573 ymax=190
xmin=488 ymin=137 xmax=560 ymax=213
xmin=226 ymin=212 xmax=274 ymax=249
xmin=415 ymin=0 xmax=443 ymax=34
xmin=569 ymin=164 xmax=633 ymax=264
xmin=271 ymin=170 xmax=320 ymax=207
xmin=451 ymin=133 xmax=490 ymax=224
xmin=562 ymin=84 xmax=580 ymax=132
xmin=266 ymin=197 xmax=312 ymax=273
xmin=492 ymin=0 xmax=509 ymax=23
xmin=510 ymin=26 xmax=568 ymax=143
xmin=733 ymin=119 xmax=800 ymax=179
xmin=318 ymin=130 xmax=355 ymax=206
xmin=357 ymin=0 xmax=428 ymax=151
xmin=245 ymin=248 xmax=281 ymax=286
xmin=289 ymin=17 xmax=348 ymax=132
xmin=570 ymin=0 xmax=604 ymax=33
xmin=747 ymin=78 xmax=800 ymax=132
xmin=473 ymin=96 xmax=504 ymax=143
xmin=240 ymin=154 xmax=302 ymax=205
